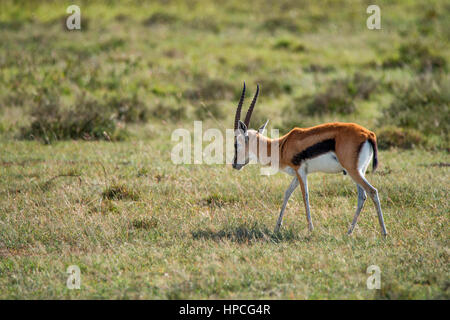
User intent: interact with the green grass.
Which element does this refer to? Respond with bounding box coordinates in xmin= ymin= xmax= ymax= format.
xmin=0 ymin=0 xmax=449 ymax=299
xmin=0 ymin=141 xmax=448 ymax=299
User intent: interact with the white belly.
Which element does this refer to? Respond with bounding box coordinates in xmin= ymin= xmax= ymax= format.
xmin=303 ymin=152 xmax=343 ymax=174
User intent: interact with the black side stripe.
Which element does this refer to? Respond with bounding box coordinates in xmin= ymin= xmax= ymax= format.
xmin=291 ymin=139 xmax=335 ymax=166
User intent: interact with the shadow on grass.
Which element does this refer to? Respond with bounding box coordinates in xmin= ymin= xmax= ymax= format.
xmin=191 ymin=223 xmax=309 ymax=244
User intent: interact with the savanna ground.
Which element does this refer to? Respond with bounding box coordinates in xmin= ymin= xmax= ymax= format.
xmin=0 ymin=0 xmax=449 ymax=299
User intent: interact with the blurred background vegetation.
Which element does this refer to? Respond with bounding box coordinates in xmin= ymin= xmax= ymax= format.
xmin=0 ymin=0 xmax=449 ymax=300
xmin=0 ymin=0 xmax=448 ymax=148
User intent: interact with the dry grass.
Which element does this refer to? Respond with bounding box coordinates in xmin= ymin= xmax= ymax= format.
xmin=0 ymin=138 xmax=448 ymax=299
xmin=0 ymin=0 xmax=448 ymax=299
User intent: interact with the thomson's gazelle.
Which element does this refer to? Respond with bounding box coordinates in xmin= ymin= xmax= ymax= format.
xmin=232 ymin=83 xmax=387 ymax=237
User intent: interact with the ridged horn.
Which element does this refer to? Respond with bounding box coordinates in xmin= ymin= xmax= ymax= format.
xmin=234 ymin=82 xmax=246 ymax=130
xmin=244 ymin=84 xmax=259 ymax=127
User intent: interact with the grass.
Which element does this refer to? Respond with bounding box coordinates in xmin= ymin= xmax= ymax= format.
xmin=0 ymin=141 xmax=448 ymax=299
xmin=0 ymin=0 xmax=449 ymax=299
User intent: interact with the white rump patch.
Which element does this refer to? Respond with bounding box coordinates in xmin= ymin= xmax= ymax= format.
xmin=358 ymin=140 xmax=373 ymax=174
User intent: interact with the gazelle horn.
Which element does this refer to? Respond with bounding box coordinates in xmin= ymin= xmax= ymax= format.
xmin=234 ymin=82 xmax=246 ymax=130
xmin=244 ymin=84 xmax=259 ymax=127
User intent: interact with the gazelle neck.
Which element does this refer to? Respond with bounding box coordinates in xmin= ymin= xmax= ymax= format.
xmin=248 ymin=131 xmax=284 ymax=168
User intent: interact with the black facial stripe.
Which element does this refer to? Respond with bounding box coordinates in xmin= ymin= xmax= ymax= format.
xmin=292 ymin=139 xmax=336 ymax=166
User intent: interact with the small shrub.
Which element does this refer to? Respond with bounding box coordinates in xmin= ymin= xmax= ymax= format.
xmin=416 ymin=9 xmax=439 ymax=36
xmin=150 ymin=103 xmax=187 ymax=122
xmin=304 ymin=73 xmax=377 ymax=115
xmin=348 ymin=73 xmax=378 ymax=100
xmin=102 ymin=184 xmax=140 ymax=201
xmin=305 ymin=86 xmax=356 ymax=115
xmin=20 ymin=94 xmax=124 ymax=143
xmin=108 ymin=95 xmax=149 ymax=123
xmin=382 ymin=42 xmax=447 ymax=72
xmin=377 ymin=126 xmax=426 ymax=150
xmin=380 ymin=75 xmax=449 ymax=142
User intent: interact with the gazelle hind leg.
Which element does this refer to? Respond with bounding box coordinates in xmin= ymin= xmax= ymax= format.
xmin=347 ymin=147 xmax=370 ymax=235
xmin=274 ymin=177 xmax=299 ymax=233
xmin=347 ymin=185 xmax=366 ymax=235
xmin=347 ymin=170 xmax=387 ymax=237
xmin=296 ymin=169 xmax=314 ymax=232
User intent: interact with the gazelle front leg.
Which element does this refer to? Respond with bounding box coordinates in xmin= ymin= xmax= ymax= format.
xmin=296 ymin=169 xmax=314 ymax=232
xmin=274 ymin=177 xmax=299 ymax=233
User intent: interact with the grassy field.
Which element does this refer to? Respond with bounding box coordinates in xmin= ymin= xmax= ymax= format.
xmin=0 ymin=0 xmax=449 ymax=299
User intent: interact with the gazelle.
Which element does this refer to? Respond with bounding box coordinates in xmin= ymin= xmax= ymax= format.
xmin=232 ymin=83 xmax=387 ymax=237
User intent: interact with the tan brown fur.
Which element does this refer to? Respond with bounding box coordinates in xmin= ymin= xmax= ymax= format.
xmin=254 ymin=122 xmax=376 ymax=172
xmin=232 ymin=83 xmax=386 ymax=236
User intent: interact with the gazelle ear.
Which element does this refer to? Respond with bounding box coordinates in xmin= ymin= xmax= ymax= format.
xmin=258 ymin=120 xmax=269 ymax=134
xmin=238 ymin=120 xmax=247 ymax=133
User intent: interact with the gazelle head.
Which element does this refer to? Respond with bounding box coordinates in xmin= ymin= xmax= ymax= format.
xmin=232 ymin=82 xmax=268 ymax=170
